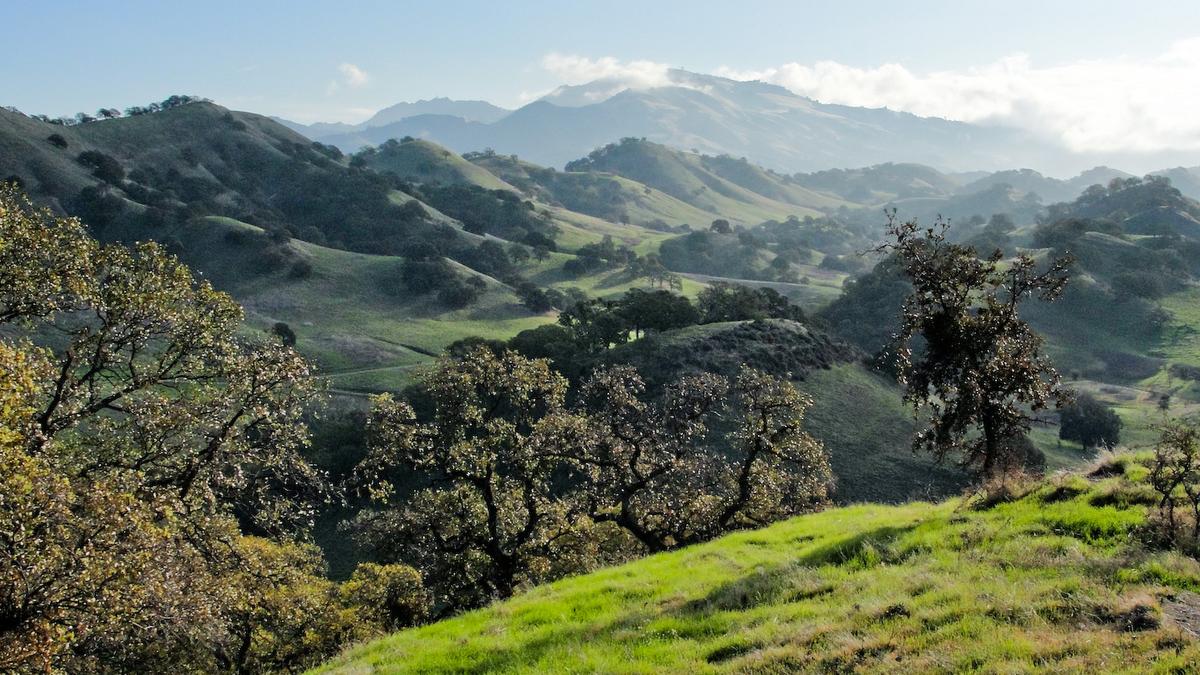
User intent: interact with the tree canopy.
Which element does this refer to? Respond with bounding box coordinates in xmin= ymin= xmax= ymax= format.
xmin=880 ymin=212 xmax=1073 ymax=476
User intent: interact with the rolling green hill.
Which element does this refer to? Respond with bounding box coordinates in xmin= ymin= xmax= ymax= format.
xmin=146 ymin=215 xmax=552 ymax=391
xmin=0 ymin=103 xmax=706 ymax=393
xmin=314 ymin=452 xmax=1200 ymax=673
xmin=468 ymin=150 xmax=726 ymax=229
xmin=564 ymin=138 xmax=849 ymax=225
xmin=361 ymin=138 xmax=516 ymax=191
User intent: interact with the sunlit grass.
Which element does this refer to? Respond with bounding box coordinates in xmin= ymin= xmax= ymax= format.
xmin=314 ymin=454 xmax=1200 ymax=673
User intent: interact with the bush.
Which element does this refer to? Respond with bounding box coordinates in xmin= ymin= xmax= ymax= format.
xmin=437 ymin=277 xmax=484 ymax=308
xmin=272 ymin=322 xmax=297 ymax=347
xmin=1059 ymin=393 xmax=1122 ymax=449
xmin=76 ymin=150 xmax=125 ymax=183
xmin=400 ymin=259 xmax=458 ymax=294
xmin=46 ymin=133 xmax=68 ymax=148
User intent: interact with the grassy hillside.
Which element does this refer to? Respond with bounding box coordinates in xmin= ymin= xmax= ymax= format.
xmin=362 ymin=138 xmax=515 ymax=190
xmin=315 ymin=452 xmax=1200 ymax=673
xmin=158 ymin=215 xmax=552 ymax=391
xmin=564 ymin=138 xmax=847 ymax=225
xmin=792 ymin=162 xmax=961 ymax=205
xmin=469 ymin=151 xmax=728 ymax=229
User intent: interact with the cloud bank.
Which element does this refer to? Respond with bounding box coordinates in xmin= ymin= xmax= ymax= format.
xmin=541 ymin=53 xmax=671 ymax=89
xmin=538 ymin=43 xmax=1200 ymax=155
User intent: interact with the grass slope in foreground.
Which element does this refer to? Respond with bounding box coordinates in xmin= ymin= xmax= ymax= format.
xmin=316 ymin=454 xmax=1200 ymax=673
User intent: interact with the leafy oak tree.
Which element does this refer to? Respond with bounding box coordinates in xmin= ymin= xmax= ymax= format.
xmin=351 ymin=350 xmax=604 ymax=611
xmin=0 ymin=185 xmax=425 ymax=673
xmin=574 ymin=365 xmax=831 ymax=551
xmin=879 ymin=212 xmax=1073 ymax=476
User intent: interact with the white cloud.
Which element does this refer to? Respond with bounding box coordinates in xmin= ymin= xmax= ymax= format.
xmin=338 ymin=62 xmax=370 ymax=87
xmin=325 ymin=63 xmax=370 ymax=97
xmin=541 ymin=53 xmax=672 ymax=89
xmin=714 ymin=39 xmax=1200 ymax=154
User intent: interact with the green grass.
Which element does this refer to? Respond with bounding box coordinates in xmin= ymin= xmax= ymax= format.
xmin=567 ymin=139 xmax=849 ymax=225
xmin=314 ymin=454 xmax=1200 ymax=673
xmin=366 ymin=139 xmax=516 ymax=191
xmin=166 ymin=216 xmax=555 ymax=393
xmin=798 ymin=364 xmax=967 ymax=502
xmin=174 ymin=217 xmax=701 ymax=394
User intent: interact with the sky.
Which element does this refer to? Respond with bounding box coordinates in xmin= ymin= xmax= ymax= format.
xmin=5 ymin=1 xmax=1200 ymax=155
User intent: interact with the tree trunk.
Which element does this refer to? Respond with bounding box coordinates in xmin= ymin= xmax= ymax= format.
xmin=981 ymin=416 xmax=998 ymax=478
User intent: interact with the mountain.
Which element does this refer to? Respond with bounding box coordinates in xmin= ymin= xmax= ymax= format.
xmin=363 ymin=97 xmax=509 ymax=127
xmin=307 ymin=70 xmax=1044 ymax=173
xmin=561 ymin=137 xmax=848 ymax=223
xmin=316 ymin=454 xmax=1196 ymax=673
xmin=792 ymin=162 xmax=962 ymax=204
xmin=1152 ymin=166 xmax=1200 ymax=201
xmin=277 ymin=97 xmax=510 ymax=141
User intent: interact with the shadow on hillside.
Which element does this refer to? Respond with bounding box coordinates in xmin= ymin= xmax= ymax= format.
xmin=680 ymin=523 xmax=921 ymax=616
xmin=417 ymin=522 xmax=923 ymax=672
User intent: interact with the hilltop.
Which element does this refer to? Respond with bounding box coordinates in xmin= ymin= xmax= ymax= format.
xmin=564 ymin=137 xmax=848 ymax=223
xmin=315 ymin=453 xmax=1200 ymax=673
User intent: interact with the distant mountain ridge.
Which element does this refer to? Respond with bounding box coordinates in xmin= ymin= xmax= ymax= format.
xmin=304 ymin=70 xmax=1041 ymax=173
xmin=277 ymin=97 xmax=510 ymax=140
xmin=282 ymin=69 xmax=1199 ymax=176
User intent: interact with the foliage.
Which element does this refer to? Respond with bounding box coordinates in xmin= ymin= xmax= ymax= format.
xmin=351 ymin=349 xmax=831 ymax=613
xmin=697 ymin=282 xmax=804 ymax=323
xmin=0 ymin=186 xmax=423 ymax=673
xmin=76 ymin=150 xmax=125 ymax=183
xmin=880 ymin=212 xmax=1073 ymax=476
xmin=1059 ymin=392 xmax=1122 ymax=450
xmin=1150 ymin=423 xmax=1200 ymax=545
xmin=416 ymin=183 xmax=558 ymax=249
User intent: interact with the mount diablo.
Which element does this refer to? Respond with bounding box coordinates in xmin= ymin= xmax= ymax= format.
xmin=294 ymin=70 xmax=1052 ymax=173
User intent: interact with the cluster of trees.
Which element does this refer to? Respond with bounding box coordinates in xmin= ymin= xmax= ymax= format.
xmin=397 ymin=255 xmax=487 ymax=309
xmin=562 ymin=235 xmax=635 ymax=277
xmin=412 ymin=184 xmax=558 ymax=251
xmin=448 ymin=283 xmax=808 ymax=383
xmin=0 ymin=187 xmax=428 ymax=673
xmin=349 ymin=349 xmax=832 ymax=611
xmin=22 ymin=95 xmax=208 ymax=126
xmin=658 ymin=215 xmax=870 ymax=284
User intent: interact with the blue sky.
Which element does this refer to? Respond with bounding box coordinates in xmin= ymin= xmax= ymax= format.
xmin=5 ymin=0 xmax=1200 ymax=153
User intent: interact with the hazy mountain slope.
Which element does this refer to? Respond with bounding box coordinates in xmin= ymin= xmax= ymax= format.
xmin=1152 ymin=167 xmax=1200 ymax=201
xmin=364 ymin=97 xmax=509 ymax=127
xmin=277 ymin=98 xmax=509 ymax=140
xmin=308 ymin=70 xmax=1041 ymax=173
xmin=959 ymin=166 xmax=1136 ymax=204
xmin=792 ymin=162 xmax=961 ymax=204
xmin=315 ymin=454 xmax=1196 ymax=673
